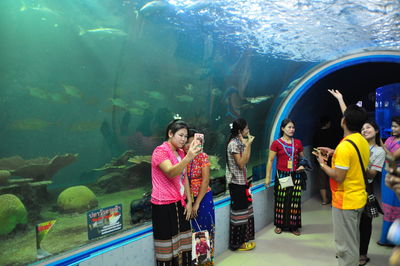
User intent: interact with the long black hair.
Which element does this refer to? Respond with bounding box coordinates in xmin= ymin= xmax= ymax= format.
xmin=226 ymin=118 xmax=248 ymax=170
xmin=165 ymin=119 xmax=189 ymax=140
xmin=227 ymin=118 xmax=248 ymax=144
xmin=363 ymin=120 xmax=382 ymax=146
xmin=280 ymin=118 xmax=295 ymax=137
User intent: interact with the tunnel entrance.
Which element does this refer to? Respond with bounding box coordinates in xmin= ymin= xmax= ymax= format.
xmin=270 ymin=51 xmax=400 ymax=146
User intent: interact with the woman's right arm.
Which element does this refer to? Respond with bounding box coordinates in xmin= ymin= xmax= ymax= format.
xmin=159 ymin=141 xmax=201 ymax=178
xmin=265 ymin=150 xmax=277 ymax=186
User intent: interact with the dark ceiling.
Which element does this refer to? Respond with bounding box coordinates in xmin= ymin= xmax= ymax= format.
xmin=290 ymin=62 xmax=400 ymax=145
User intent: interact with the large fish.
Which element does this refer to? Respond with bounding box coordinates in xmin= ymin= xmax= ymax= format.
xmin=110 ymin=98 xmax=128 ymax=109
xmin=79 ymin=27 xmax=127 ymax=36
xmin=139 ymin=1 xmax=169 ymax=15
xmin=245 ymin=95 xmax=274 ymax=104
xmin=20 ymin=2 xmax=61 ymax=16
xmin=145 ymin=91 xmax=164 ymax=100
xmin=27 ymin=87 xmax=49 ymax=100
xmin=63 ymin=84 xmax=83 ymax=99
xmin=8 ymin=118 xmax=52 ymax=131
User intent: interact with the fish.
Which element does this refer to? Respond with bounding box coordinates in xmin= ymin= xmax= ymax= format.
xmin=20 ymin=3 xmax=61 ymax=16
xmin=79 ymin=27 xmax=127 ymax=36
xmin=288 ymin=77 xmax=302 ymax=90
xmin=139 ymin=1 xmax=168 ymax=14
xmin=110 ymin=98 xmax=128 ymax=109
xmin=245 ymin=95 xmax=274 ymax=104
xmin=145 ymin=90 xmax=164 ymax=100
xmin=128 ymin=107 xmax=144 ymax=116
xmin=184 ymin=83 xmax=193 ymax=93
xmin=279 ymin=89 xmax=291 ymax=98
xmin=69 ymin=121 xmax=101 ymax=132
xmin=27 ymin=87 xmax=49 ymax=100
xmin=133 ymin=100 xmax=150 ymax=109
xmin=8 ymin=118 xmax=52 ymax=131
xmin=176 ymin=95 xmax=194 ymax=102
xmin=63 ymin=84 xmax=83 ymax=99
xmin=49 ymin=92 xmax=69 ymax=103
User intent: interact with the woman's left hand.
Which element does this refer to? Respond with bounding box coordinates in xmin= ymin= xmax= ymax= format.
xmin=184 ymin=203 xmax=192 ymax=221
xmin=192 ymin=202 xmax=200 ymax=218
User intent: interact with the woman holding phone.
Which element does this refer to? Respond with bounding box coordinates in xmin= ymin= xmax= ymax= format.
xmin=184 ymin=129 xmax=215 ymax=265
xmin=265 ymin=118 xmax=305 ymax=236
xmin=226 ymin=118 xmax=255 ymax=251
xmin=151 ymin=118 xmax=201 ymax=266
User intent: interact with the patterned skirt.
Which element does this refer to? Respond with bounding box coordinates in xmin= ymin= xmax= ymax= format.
xmin=191 ymin=191 xmax=215 ymax=265
xmin=274 ymin=170 xmax=302 ymax=231
xmin=228 ymin=183 xmax=255 ymax=250
xmin=152 ymin=201 xmax=192 ymax=266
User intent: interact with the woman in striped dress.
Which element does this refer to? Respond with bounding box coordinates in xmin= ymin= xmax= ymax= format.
xmin=265 ymin=118 xmax=305 ymax=236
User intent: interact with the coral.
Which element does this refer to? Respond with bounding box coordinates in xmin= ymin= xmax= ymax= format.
xmin=0 ymin=154 xmax=78 ymax=222
xmin=0 ymin=154 xmax=78 ymax=181
xmin=57 ymin=186 xmax=98 ymax=213
xmin=0 ymin=170 xmax=11 ymax=185
xmin=92 ymin=152 xmax=151 ymax=193
xmin=0 ymin=194 xmax=28 ymax=236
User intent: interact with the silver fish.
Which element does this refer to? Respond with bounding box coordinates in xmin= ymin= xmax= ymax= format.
xmin=245 ymin=95 xmax=273 ymax=104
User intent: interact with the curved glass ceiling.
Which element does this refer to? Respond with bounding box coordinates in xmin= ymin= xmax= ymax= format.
xmin=167 ymin=0 xmax=400 ymax=62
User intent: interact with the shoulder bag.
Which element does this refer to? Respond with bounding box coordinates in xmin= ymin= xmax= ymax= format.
xmin=346 ymin=139 xmax=383 ymax=218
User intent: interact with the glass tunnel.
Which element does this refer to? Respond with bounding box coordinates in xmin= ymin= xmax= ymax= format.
xmin=0 ymin=0 xmax=400 ymax=265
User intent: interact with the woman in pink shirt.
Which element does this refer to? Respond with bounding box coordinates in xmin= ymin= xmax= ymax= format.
xmin=151 ymin=119 xmax=201 ymax=266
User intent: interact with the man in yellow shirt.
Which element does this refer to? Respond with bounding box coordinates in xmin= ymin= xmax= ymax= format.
xmin=314 ymin=104 xmax=369 ymax=266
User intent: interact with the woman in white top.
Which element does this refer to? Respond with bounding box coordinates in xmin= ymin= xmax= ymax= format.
xmin=359 ymin=121 xmax=385 ymax=266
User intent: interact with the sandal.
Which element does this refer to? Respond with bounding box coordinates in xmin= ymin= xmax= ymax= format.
xmin=377 ymin=241 xmax=395 ymax=247
xmin=274 ymin=227 xmax=282 ymax=234
xmin=238 ymin=242 xmax=255 ymax=251
xmin=359 ymin=257 xmax=370 ymax=266
xmin=292 ymin=230 xmax=301 ymax=236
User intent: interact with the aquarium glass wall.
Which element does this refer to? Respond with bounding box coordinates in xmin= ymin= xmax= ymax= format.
xmin=1 ymin=0 xmax=400 ymax=265
xmin=376 ymin=83 xmax=400 ymax=139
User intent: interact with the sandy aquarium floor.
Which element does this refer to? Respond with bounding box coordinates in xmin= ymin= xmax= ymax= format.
xmin=215 ymin=196 xmax=393 ymax=266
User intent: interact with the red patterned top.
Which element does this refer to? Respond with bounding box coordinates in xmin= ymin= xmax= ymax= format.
xmin=270 ymin=138 xmax=303 ymax=171
xmin=187 ymin=152 xmax=211 ymax=197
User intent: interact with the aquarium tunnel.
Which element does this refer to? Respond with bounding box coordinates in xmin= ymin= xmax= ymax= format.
xmin=1 ymin=0 xmax=400 ymax=265
xmin=32 ymin=51 xmax=400 ymax=266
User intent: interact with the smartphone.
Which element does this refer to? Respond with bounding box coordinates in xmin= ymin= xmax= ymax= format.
xmin=194 ymin=133 xmax=204 ymax=152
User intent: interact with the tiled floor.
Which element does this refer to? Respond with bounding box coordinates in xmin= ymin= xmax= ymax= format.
xmin=215 ymin=197 xmax=393 ymax=266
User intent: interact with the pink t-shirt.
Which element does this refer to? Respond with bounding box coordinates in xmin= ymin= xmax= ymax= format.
xmin=151 ymin=141 xmax=187 ymax=205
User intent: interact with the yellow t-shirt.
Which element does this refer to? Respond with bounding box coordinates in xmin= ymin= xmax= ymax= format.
xmin=330 ymin=133 xmax=369 ymax=210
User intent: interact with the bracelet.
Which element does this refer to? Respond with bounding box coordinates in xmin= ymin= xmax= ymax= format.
xmin=320 ymin=163 xmax=325 ymax=168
